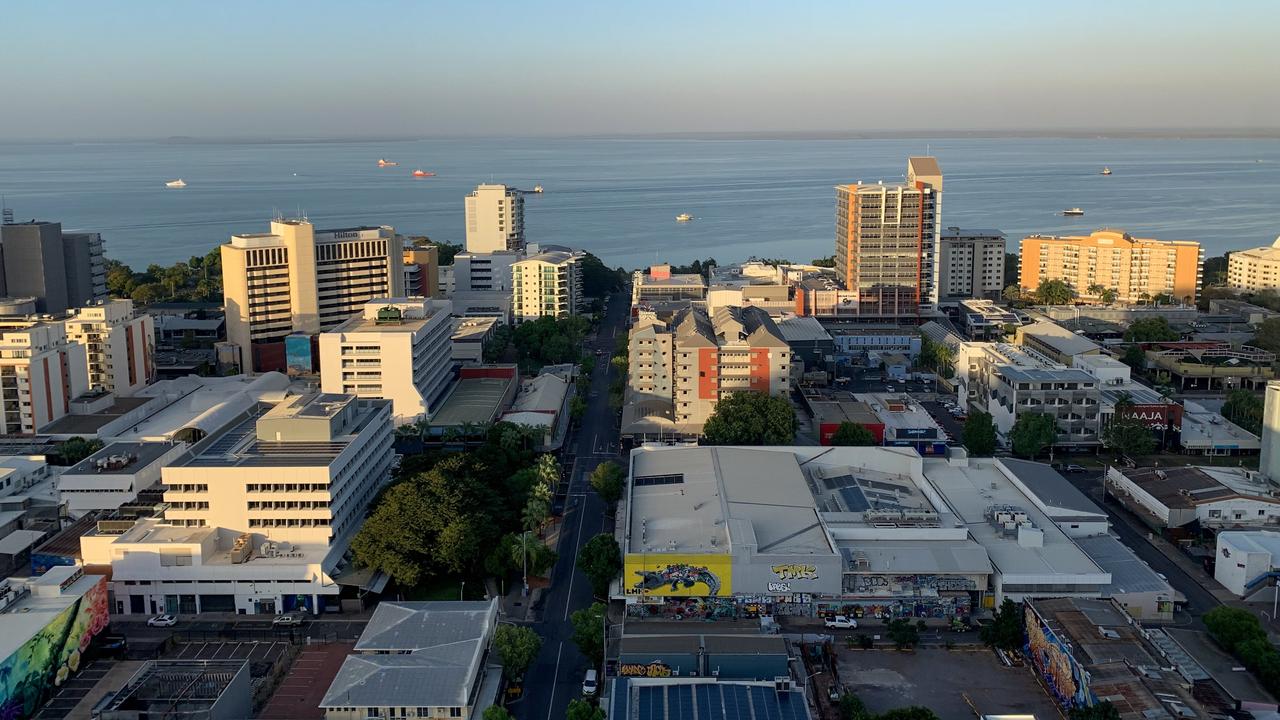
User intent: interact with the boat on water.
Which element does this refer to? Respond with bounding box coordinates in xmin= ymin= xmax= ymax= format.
xmin=532 ymin=185 xmax=544 ymax=193
xmin=1100 ymin=167 xmax=1112 ymax=175
xmin=412 ymin=169 xmax=435 ymax=177
xmin=377 ymin=159 xmax=398 ymax=167
xmin=675 ymin=213 xmax=693 ymax=223
xmin=165 ymin=179 xmax=186 ymax=188
xmin=1062 ymin=207 xmax=1085 ymax=216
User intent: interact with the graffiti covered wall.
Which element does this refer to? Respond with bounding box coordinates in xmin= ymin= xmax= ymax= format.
xmin=1024 ymin=604 xmax=1094 ymax=711
xmin=624 ymin=554 xmax=732 ymax=597
xmin=0 ymin=575 xmax=110 ymax=719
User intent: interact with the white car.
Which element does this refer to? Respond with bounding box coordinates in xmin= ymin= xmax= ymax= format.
xmin=147 ymin=614 xmax=177 ymax=627
xmin=824 ymin=615 xmax=857 ymax=629
xmin=582 ymin=669 xmax=598 ymax=696
xmin=272 ymin=614 xmax=305 ymax=627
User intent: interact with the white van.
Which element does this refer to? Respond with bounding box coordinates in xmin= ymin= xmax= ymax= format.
xmin=582 ymin=668 xmax=598 ymax=696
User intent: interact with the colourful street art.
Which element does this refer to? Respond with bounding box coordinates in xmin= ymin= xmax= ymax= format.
xmin=624 ymin=554 xmax=731 ymax=597
xmin=1024 ymin=605 xmax=1094 ymax=710
xmin=0 ymin=575 xmax=109 ymax=720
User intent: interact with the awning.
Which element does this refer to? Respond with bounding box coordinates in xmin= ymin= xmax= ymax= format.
xmin=332 ymin=564 xmax=391 ymax=593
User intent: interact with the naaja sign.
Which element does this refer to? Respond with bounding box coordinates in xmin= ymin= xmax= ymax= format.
xmin=1118 ymin=404 xmax=1183 ymax=432
xmin=620 ymin=662 xmax=673 ymax=678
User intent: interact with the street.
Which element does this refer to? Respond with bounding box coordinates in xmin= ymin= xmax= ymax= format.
xmin=516 ymin=289 xmax=629 ymax=720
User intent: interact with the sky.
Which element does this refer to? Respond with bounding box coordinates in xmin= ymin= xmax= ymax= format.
xmin=4 ymin=0 xmax=1277 ymax=140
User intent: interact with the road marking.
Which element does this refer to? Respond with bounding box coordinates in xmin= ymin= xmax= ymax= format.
xmin=564 ymin=476 xmax=592 ymax=621
xmin=545 ymin=642 xmax=564 ymax=720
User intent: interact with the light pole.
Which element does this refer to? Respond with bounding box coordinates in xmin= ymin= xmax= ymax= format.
xmin=804 ymin=670 xmax=823 ymax=703
xmin=523 ymin=530 xmax=530 ymax=597
xmin=460 ymin=581 xmax=466 ymax=601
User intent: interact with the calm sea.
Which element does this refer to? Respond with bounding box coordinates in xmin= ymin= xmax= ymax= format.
xmin=0 ymin=137 xmax=1277 ymax=270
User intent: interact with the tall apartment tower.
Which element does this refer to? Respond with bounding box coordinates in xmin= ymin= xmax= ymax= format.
xmin=464 ymin=184 xmax=524 ymax=253
xmin=1018 ymin=229 xmax=1203 ymax=304
xmin=220 ymin=219 xmax=404 ymax=373
xmin=65 ymin=299 xmax=155 ymax=396
xmin=834 ymin=157 xmax=942 ymax=318
xmin=512 ymin=249 xmax=583 ymax=322
xmin=938 ymin=228 xmax=1006 ymax=300
xmin=0 ymin=322 xmax=90 ymax=434
xmin=0 ymin=221 xmax=107 ymax=314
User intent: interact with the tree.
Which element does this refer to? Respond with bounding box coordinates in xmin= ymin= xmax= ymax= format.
xmin=1222 ymin=389 xmax=1264 ymax=435
xmin=980 ymin=598 xmax=1024 ymax=651
xmin=589 ymin=462 xmax=625 ymax=507
xmin=436 ymin=515 xmax=487 ymax=575
xmin=1086 ymin=283 xmax=1106 ymax=299
xmin=566 ymin=699 xmax=605 ymax=720
xmin=880 ymin=709 xmax=941 ymax=720
xmin=1004 ymin=253 xmax=1019 ymax=289
xmin=1035 ymin=279 xmax=1074 ymax=305
xmin=1120 ymin=344 xmax=1148 ymax=372
xmin=510 ymin=532 xmax=557 ymax=576
xmin=351 ymin=482 xmax=437 ymax=586
xmin=830 ymin=422 xmax=877 ymax=446
xmin=430 ymin=240 xmax=464 ymax=266
xmin=811 ymin=256 xmax=836 ymax=268
xmin=1203 ymin=254 xmax=1229 ymax=285
xmin=886 ymin=618 xmax=919 ymax=649
xmin=1102 ymin=416 xmax=1157 ymax=457
xmin=1010 ymin=412 xmax=1056 ymax=459
xmin=1068 ymin=702 xmax=1121 ymax=720
xmin=1002 ymin=285 xmax=1023 ymax=304
xmin=838 ymin=693 xmax=873 ymax=720
xmin=483 ymin=707 xmax=514 ymax=720
xmin=577 ymin=534 xmax=622 ymax=599
xmin=1203 ymin=606 xmax=1265 ymax=653
xmin=522 ymin=496 xmax=551 ymax=531
xmin=1124 ymin=317 xmax=1179 ymax=342
xmin=580 ymin=252 xmax=624 ymax=297
xmin=570 ymin=603 xmax=607 ymax=666
xmin=1099 ymin=287 xmax=1118 ymax=304
xmin=1253 ymin=318 xmax=1280 ymax=354
xmin=494 ymin=625 xmax=542 ymax=680
xmin=131 ymin=282 xmax=165 ymax=305
xmin=961 ymin=411 xmax=997 ymax=457
xmin=701 ymin=392 xmax=797 ymax=446
xmin=55 ymin=436 xmax=104 ymax=465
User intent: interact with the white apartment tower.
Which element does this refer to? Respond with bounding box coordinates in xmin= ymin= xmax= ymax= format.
xmin=221 ymin=220 xmax=405 ymax=373
xmin=319 ymin=298 xmax=456 ymax=424
xmin=939 ymin=228 xmax=1005 ymax=300
xmin=464 ymin=184 xmax=525 ymax=253
xmin=0 ymin=322 xmax=90 ymax=434
xmin=65 ymin=299 xmax=155 ymax=396
xmin=512 ymin=249 xmax=583 ymax=322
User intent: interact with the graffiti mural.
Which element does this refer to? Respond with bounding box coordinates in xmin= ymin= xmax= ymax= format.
xmin=1024 ymin=605 xmax=1094 ymax=710
xmin=624 ymin=554 xmax=732 ymax=597
xmin=771 ymin=564 xmax=818 ymax=581
xmin=0 ymin=574 xmax=109 ymax=719
xmin=844 ymin=573 xmax=977 ymax=595
xmin=619 ymin=662 xmax=673 ymax=678
xmin=816 ymin=594 xmax=971 ymax=620
xmin=625 ymin=597 xmax=738 ymax=620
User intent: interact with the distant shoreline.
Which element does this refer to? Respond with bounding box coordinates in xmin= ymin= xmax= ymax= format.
xmin=3 ymin=128 xmax=1280 ymax=145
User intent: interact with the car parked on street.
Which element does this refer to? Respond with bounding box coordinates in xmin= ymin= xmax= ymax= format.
xmin=582 ymin=669 xmax=599 ymax=696
xmin=1063 ymin=464 xmax=1087 ymax=473
xmin=272 ymin=615 xmax=305 ymax=627
xmin=824 ymin=615 xmax=857 ymax=629
xmin=147 ymin=614 xmax=177 ymax=627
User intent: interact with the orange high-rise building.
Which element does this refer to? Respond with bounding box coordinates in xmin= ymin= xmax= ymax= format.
xmin=1018 ymin=229 xmax=1202 ymax=304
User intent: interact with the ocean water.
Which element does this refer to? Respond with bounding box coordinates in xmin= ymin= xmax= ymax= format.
xmin=0 ymin=137 xmax=1277 ymax=270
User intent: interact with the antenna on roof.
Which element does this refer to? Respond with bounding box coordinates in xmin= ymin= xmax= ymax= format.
xmin=1 ymin=196 xmax=11 ymax=225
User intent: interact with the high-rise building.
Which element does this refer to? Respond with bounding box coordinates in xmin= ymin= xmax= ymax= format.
xmin=624 ymin=305 xmax=791 ymax=434
xmin=1227 ymin=237 xmax=1280 ymax=292
xmin=834 ymin=157 xmax=942 ymax=318
xmin=220 ymin=220 xmax=404 ymax=373
xmin=939 ymin=228 xmax=1005 ymax=300
xmin=319 ymin=298 xmax=455 ymax=424
xmin=452 ymin=251 xmax=520 ymax=293
xmin=402 ymin=243 xmax=439 ymax=297
xmin=464 ymin=184 xmax=524 ymax=253
xmin=0 ymin=221 xmax=107 ymax=314
xmin=0 ymin=322 xmax=90 ymax=434
xmin=1261 ymin=381 xmax=1280 ymax=482
xmin=511 ymin=248 xmax=583 ymax=322
xmin=1018 ymin=229 xmax=1203 ymax=304
xmin=65 ymin=299 xmax=155 ymax=396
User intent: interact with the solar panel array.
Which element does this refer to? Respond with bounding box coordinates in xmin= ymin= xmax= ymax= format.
xmin=631 ymin=682 xmax=808 ymax=720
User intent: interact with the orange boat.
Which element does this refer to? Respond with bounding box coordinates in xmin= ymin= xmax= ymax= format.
xmin=412 ymin=169 xmax=435 ymax=177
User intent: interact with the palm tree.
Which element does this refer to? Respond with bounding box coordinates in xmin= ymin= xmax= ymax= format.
xmin=1100 ymin=288 xmax=1118 ymax=305
xmin=1086 ymin=283 xmax=1107 ymax=300
xmin=934 ymin=343 xmax=957 ymax=379
xmin=536 ymin=454 xmax=560 ymax=490
xmin=522 ymin=497 xmax=550 ymax=532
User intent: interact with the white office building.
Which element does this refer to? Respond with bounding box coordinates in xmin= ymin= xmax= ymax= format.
xmin=65 ymin=299 xmax=155 ymax=396
xmin=319 ymin=298 xmax=455 ymax=424
xmin=939 ymin=228 xmax=1005 ymax=300
xmin=1215 ymin=531 xmax=1280 ymax=598
xmin=464 ymin=184 xmax=524 ymax=254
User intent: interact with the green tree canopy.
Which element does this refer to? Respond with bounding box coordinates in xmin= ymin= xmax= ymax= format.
xmin=879 ymin=709 xmax=941 ymax=720
xmin=1123 ymin=316 xmax=1180 ymax=342
xmin=1036 ymin=279 xmax=1075 ymax=305
xmin=1102 ymin=417 xmax=1157 ymax=457
xmin=577 ymin=534 xmax=623 ymax=599
xmin=811 ymin=256 xmax=836 ymax=268
xmin=350 ymin=481 xmax=438 ymax=587
xmin=494 ymin=625 xmax=542 ymax=680
xmin=1202 ymin=254 xmax=1229 ymax=285
xmin=1002 ymin=285 xmax=1023 ymax=304
xmin=483 ymin=706 xmax=514 ymax=720
xmin=701 ymin=392 xmax=797 ymax=446
xmin=1253 ymin=317 xmax=1280 ymax=354
xmin=1222 ymin=389 xmax=1264 ymax=435
xmin=566 ymin=699 xmax=606 ymax=720
xmin=962 ymin=410 xmax=997 ymax=457
xmin=54 ymin=436 xmax=104 ymax=466
xmin=1120 ymin=345 xmax=1148 ymax=372
xmin=510 ymin=532 xmax=557 ymax=577
xmin=980 ymin=598 xmax=1024 ymax=651
xmin=886 ymin=618 xmax=919 ymax=649
xmin=1068 ymin=703 xmax=1121 ymax=720
xmin=1010 ymin=412 xmax=1056 ymax=459
xmin=589 ymin=461 xmax=625 ymax=506
xmin=571 ymin=602 xmax=607 ymax=666
xmin=830 ymin=422 xmax=877 ymax=446
xmin=580 ymin=251 xmax=625 ymax=297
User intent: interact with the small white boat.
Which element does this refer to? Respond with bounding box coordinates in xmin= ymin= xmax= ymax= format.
xmin=532 ymin=184 xmax=544 ymax=193
xmin=1100 ymin=167 xmax=1112 ymax=175
xmin=1061 ymin=207 xmax=1084 ymax=216
xmin=377 ymin=159 xmax=398 ymax=167
xmin=165 ymin=179 xmax=186 ymax=188
xmin=675 ymin=213 xmax=693 ymax=222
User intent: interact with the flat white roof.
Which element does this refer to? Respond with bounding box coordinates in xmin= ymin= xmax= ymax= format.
xmin=837 ymin=539 xmax=993 ymax=575
xmin=0 ymin=571 xmax=104 ymax=660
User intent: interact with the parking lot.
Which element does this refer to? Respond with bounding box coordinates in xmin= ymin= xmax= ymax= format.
xmin=32 ymin=659 xmax=117 ymax=720
xmin=836 ymin=648 xmax=1060 ymax=718
xmin=169 ymin=640 xmax=291 ymax=662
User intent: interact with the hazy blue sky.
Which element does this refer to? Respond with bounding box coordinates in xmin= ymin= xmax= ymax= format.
xmin=5 ymin=1 xmax=1277 ymax=139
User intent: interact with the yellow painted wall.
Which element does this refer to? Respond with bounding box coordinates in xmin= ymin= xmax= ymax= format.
xmin=623 ymin=554 xmax=732 ymax=597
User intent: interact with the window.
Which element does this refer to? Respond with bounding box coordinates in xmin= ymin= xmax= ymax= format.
xmin=1209 ymin=510 xmax=1221 ymax=518
xmin=451 ymin=709 xmax=463 ymax=718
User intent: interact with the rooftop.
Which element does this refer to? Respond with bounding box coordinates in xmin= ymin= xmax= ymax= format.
xmin=941 ymin=227 xmax=1005 ymax=239
xmin=808 ymin=464 xmax=939 ymax=519
xmin=853 ymin=394 xmax=945 ymax=435
xmin=1019 ymin=320 xmax=1102 ymax=357
xmin=323 ymin=600 xmax=497 ymax=710
xmin=775 ymin=316 xmax=833 ymax=344
xmin=1000 ymin=458 xmax=1106 ymax=521
xmin=608 ymin=678 xmax=810 ymax=720
xmin=837 ymin=539 xmax=992 ymax=576
xmin=1075 ymin=534 xmax=1180 ymax=598
xmin=451 ymin=316 xmax=499 ymax=342
xmin=1114 ymin=466 xmax=1275 ymax=509
xmin=1179 ymin=400 xmax=1261 ymax=451
xmin=0 ymin=568 xmax=105 ymax=660
xmin=808 ymin=400 xmax=880 ymax=428
xmin=995 ymin=365 xmax=1097 ymax=384
xmin=430 ymin=377 xmax=513 ymax=428
xmin=329 ymin=298 xmax=447 ymax=335
xmin=626 ymin=447 xmax=834 ymax=557
xmin=97 ymin=660 xmax=248 ymax=717
xmin=63 ymin=441 xmax=178 ymax=477
xmin=42 ymin=396 xmax=153 ymax=435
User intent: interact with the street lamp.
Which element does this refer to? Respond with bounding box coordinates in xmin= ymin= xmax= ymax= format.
xmin=523 ymin=530 xmax=530 ymax=597
xmin=460 ymin=581 xmax=466 ymax=601
xmin=804 ymin=670 xmax=823 ymax=702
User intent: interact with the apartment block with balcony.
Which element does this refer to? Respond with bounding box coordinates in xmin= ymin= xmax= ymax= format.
xmin=834 ymin=157 xmax=943 ymax=318
xmin=0 ymin=322 xmax=89 ymax=434
xmin=221 ymin=219 xmax=404 ymax=373
xmin=1018 ymin=229 xmax=1203 ymax=305
xmin=402 ymin=243 xmax=439 ymax=297
xmin=464 ymin=184 xmax=524 ymax=254
xmin=511 ymin=249 xmax=583 ymax=322
xmin=65 ymin=299 xmax=155 ymax=396
xmin=318 ymin=298 xmax=455 ymax=424
xmin=1228 ymin=236 xmax=1280 ymax=292
xmin=939 ymin=228 xmax=1005 ymax=300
